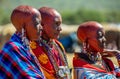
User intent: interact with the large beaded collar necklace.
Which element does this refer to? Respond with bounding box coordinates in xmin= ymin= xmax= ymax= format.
xmin=82 ymin=51 xmax=110 ymax=71
xmin=39 ymin=38 xmax=70 ymax=78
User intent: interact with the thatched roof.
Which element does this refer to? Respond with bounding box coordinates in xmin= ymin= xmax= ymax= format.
xmin=61 ymin=24 xmax=78 ymax=34
xmin=1 ymin=23 xmax=16 ymax=36
xmin=0 ymin=23 xmax=120 ymax=36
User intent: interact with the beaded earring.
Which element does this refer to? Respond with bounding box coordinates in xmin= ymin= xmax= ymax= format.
xmin=83 ymin=42 xmax=87 ymax=53
xmin=21 ymin=28 xmax=29 ymax=48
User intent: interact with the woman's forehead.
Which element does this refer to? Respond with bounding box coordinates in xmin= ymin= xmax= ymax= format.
xmin=54 ymin=16 xmax=62 ymax=22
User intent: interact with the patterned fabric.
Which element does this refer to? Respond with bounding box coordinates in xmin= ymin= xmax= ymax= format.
xmin=31 ymin=39 xmax=70 ymax=79
xmin=74 ymin=68 xmax=117 ymax=79
xmin=0 ymin=33 xmax=45 ymax=79
xmin=73 ymin=53 xmax=119 ymax=79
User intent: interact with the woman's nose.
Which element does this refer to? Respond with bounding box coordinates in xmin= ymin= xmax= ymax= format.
xmin=57 ymin=26 xmax=62 ymax=31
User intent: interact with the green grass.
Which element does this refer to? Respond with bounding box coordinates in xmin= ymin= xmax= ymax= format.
xmin=1 ymin=0 xmax=120 ymax=13
xmin=0 ymin=0 xmax=120 ymax=25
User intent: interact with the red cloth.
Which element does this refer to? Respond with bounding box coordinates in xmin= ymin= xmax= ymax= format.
xmin=31 ymin=39 xmax=66 ymax=79
xmin=73 ymin=57 xmax=108 ymax=73
xmin=32 ymin=42 xmax=55 ymax=74
xmin=73 ymin=53 xmax=120 ymax=78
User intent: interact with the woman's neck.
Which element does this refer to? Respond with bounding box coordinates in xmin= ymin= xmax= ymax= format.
xmin=41 ymin=36 xmax=54 ymax=48
xmin=41 ymin=35 xmax=53 ymax=42
xmin=85 ymin=50 xmax=102 ymax=63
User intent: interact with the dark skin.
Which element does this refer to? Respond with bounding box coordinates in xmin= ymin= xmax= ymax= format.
xmin=39 ymin=7 xmax=62 ymax=42
xmin=42 ymin=16 xmax=62 ymax=41
xmin=11 ymin=5 xmax=42 ymax=41
xmin=85 ymin=25 xmax=120 ymax=57
xmin=25 ymin=14 xmax=42 ymax=41
xmin=77 ymin=21 xmax=120 ymax=66
xmin=86 ymin=29 xmax=106 ymax=53
xmin=102 ymin=49 xmax=120 ymax=57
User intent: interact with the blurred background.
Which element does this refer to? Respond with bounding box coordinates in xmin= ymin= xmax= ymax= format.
xmin=0 ymin=0 xmax=120 ymax=67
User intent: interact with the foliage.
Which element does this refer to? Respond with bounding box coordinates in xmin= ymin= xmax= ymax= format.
xmin=62 ymin=9 xmax=120 ymax=25
xmin=105 ymin=11 xmax=120 ymax=23
xmin=0 ymin=0 xmax=120 ymax=25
